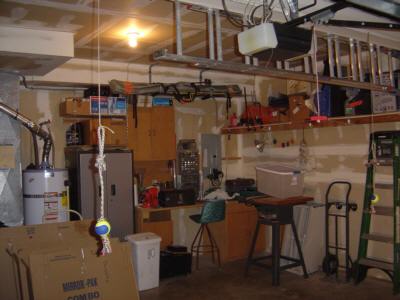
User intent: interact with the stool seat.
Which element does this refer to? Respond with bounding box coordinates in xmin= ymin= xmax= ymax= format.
xmin=190 ymin=200 xmax=225 ymax=269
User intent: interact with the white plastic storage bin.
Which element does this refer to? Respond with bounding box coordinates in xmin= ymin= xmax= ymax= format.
xmin=125 ymin=232 xmax=161 ymax=291
xmin=255 ymin=164 xmax=304 ymax=198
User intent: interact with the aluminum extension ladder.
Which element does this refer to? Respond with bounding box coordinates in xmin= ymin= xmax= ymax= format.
xmin=354 ymin=131 xmax=400 ymax=294
xmin=155 ymin=1 xmax=400 ymax=95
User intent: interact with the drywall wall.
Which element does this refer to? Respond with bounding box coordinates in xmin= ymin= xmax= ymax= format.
xmin=20 ymin=58 xmax=400 ymax=279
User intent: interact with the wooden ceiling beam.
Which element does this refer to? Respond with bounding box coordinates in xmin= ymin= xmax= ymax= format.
xmin=4 ymin=0 xmax=240 ymax=34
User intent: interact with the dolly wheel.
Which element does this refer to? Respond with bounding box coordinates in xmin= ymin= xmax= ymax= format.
xmin=322 ymin=254 xmax=338 ymax=275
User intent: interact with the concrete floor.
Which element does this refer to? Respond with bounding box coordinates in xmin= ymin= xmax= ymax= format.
xmin=140 ymin=259 xmax=397 ymax=300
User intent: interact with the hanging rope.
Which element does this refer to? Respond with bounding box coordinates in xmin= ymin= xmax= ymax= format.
xmin=312 ymin=25 xmax=321 ymax=120
xmin=92 ymin=0 xmax=114 ymax=256
xmin=95 ymin=125 xmax=114 ymax=255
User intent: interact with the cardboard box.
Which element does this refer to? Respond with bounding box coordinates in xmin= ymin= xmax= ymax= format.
xmin=13 ymin=237 xmax=100 ymax=300
xmin=268 ymin=108 xmax=289 ymax=123
xmin=0 ymin=220 xmax=95 ymax=300
xmin=29 ymin=241 xmax=139 ymax=300
xmin=81 ymin=118 xmax=127 ymax=146
xmin=60 ymin=98 xmax=90 ymax=116
xmin=289 ymin=93 xmax=311 ymax=123
xmin=108 ymin=97 xmax=127 ymax=115
xmin=90 ymin=96 xmax=109 ymax=114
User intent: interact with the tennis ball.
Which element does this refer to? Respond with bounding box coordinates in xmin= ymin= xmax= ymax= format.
xmin=95 ymin=219 xmax=111 ymax=236
xmin=370 ymin=193 xmax=380 ymax=205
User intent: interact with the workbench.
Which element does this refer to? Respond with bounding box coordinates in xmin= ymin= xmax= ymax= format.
xmin=135 ymin=200 xmax=266 ymax=262
xmin=242 ymin=195 xmax=314 ymax=286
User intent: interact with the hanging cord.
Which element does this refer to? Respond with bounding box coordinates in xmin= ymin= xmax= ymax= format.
xmin=312 ymin=25 xmax=321 ymax=121
xmin=93 ymin=0 xmax=114 ymax=256
xmin=367 ymin=32 xmax=379 ymax=210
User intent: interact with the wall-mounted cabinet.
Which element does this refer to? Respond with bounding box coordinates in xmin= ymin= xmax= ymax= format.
xmin=81 ymin=118 xmax=128 ymax=146
xmin=128 ymin=106 xmax=176 ymax=161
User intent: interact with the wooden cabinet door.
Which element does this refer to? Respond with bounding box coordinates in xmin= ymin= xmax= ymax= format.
xmin=128 ymin=107 xmax=152 ymax=160
xmin=226 ymin=211 xmax=252 ymax=261
xmin=223 ymin=203 xmax=266 ymax=263
xmin=141 ymin=221 xmax=173 ymax=250
xmin=151 ymin=107 xmax=176 ymax=160
xmin=248 ymin=209 xmax=266 ymax=254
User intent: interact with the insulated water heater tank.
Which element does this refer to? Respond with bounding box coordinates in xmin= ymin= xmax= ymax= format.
xmin=23 ymin=169 xmax=69 ymax=225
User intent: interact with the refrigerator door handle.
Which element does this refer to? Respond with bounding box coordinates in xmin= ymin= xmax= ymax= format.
xmin=111 ymin=184 xmax=116 ymax=196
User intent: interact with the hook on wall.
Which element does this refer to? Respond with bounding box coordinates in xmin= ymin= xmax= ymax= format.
xmin=148 ymin=62 xmax=160 ymax=84
xmin=199 ymin=69 xmax=210 ymax=83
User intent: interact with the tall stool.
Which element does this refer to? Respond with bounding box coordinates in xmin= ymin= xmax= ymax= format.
xmin=190 ymin=200 xmax=225 ymax=269
xmin=245 ymin=204 xmax=308 ymax=286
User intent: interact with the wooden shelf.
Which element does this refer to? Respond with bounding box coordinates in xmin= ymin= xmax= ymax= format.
xmin=222 ymin=156 xmax=242 ymax=161
xmin=61 ymin=113 xmax=127 ymax=119
xmin=221 ymin=112 xmax=400 ymax=134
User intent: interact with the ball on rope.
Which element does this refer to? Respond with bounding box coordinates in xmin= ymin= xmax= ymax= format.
xmin=95 ymin=219 xmax=111 ymax=237
xmin=370 ymin=193 xmax=380 ymax=205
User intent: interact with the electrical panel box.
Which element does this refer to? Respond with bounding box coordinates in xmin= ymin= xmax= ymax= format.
xmin=201 ymin=134 xmax=221 ymax=180
xmin=177 ymin=140 xmax=200 ymax=195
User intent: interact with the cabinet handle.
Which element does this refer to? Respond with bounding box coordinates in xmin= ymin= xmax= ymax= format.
xmin=148 ymin=129 xmax=152 ymax=136
xmin=111 ymin=184 xmax=116 ymax=196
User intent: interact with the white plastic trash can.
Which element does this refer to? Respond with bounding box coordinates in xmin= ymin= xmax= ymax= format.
xmin=125 ymin=232 xmax=162 ymax=291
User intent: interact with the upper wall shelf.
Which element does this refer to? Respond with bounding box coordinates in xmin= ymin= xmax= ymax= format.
xmin=221 ymin=112 xmax=400 ymax=134
xmin=60 ymin=113 xmax=127 ymax=119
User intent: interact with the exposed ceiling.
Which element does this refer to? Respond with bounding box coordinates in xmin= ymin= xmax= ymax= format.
xmin=0 ymin=0 xmax=399 ymax=67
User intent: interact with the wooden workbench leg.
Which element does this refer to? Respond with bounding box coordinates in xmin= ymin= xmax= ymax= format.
xmin=245 ymin=220 xmax=260 ymax=276
xmin=291 ymin=220 xmax=308 ymax=279
xmin=272 ymin=222 xmax=281 ymax=286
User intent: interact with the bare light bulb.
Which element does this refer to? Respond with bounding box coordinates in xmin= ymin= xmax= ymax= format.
xmin=127 ymin=32 xmax=139 ymax=48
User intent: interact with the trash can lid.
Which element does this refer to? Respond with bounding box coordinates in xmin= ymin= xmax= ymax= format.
xmin=125 ymin=232 xmax=162 ymax=244
xmin=256 ymin=163 xmax=302 ymax=175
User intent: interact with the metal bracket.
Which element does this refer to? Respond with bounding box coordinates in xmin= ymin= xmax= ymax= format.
xmin=148 ymin=62 xmax=159 ymax=84
xmin=326 ymin=19 xmax=400 ymax=30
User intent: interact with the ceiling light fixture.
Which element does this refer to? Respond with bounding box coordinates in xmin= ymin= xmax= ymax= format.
xmin=127 ymin=32 xmax=139 ymax=48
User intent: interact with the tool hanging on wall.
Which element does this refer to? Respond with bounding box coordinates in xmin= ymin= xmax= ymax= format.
xmin=309 ymin=24 xmax=328 ymax=123
xmin=109 ymin=79 xmax=241 ymax=101
xmin=240 ymin=88 xmax=272 ymax=126
xmin=110 ymin=79 xmax=240 ymax=122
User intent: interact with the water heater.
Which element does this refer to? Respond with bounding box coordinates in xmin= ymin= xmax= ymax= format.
xmin=23 ymin=169 xmax=69 ymax=225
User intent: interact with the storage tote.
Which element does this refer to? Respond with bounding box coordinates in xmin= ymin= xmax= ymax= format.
xmin=255 ymin=164 xmax=304 ymax=198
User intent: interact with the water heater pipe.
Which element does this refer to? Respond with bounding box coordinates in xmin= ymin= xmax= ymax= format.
xmin=0 ymin=101 xmax=53 ymax=168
